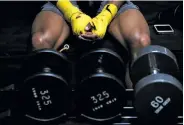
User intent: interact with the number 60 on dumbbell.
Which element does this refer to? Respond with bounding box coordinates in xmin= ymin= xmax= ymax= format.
xmin=129 ymin=45 xmax=183 ymax=124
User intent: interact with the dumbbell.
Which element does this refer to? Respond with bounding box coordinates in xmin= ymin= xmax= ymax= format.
xmin=75 ymin=48 xmax=127 ymax=122
xmin=129 ymin=45 xmax=183 ymax=124
xmin=18 ymin=49 xmax=71 ymax=123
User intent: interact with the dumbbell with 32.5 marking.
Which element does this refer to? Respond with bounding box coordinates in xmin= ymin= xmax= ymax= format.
xmin=75 ymin=48 xmax=127 ymax=122
xmin=90 ymin=90 xmax=111 ymax=105
xmin=18 ymin=49 xmax=71 ymax=124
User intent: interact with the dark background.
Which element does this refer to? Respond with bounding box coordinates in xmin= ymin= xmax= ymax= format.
xmin=0 ymin=1 xmax=182 ymax=125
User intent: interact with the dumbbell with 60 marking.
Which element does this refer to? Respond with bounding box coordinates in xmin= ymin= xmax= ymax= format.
xmin=18 ymin=49 xmax=71 ymax=123
xmin=75 ymin=48 xmax=127 ymax=122
xmin=129 ymin=45 xmax=183 ymax=124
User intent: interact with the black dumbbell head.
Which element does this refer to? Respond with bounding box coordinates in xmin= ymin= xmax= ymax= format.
xmin=78 ymin=74 xmax=126 ymax=121
xmin=135 ymin=73 xmax=183 ymax=124
xmin=19 ymin=49 xmax=71 ymax=122
xmin=76 ymin=49 xmax=126 ymax=83
xmin=76 ymin=49 xmax=127 ymax=122
xmin=129 ymin=45 xmax=183 ymax=124
xmin=23 ymin=49 xmax=71 ymax=82
xmin=130 ymin=45 xmax=179 ymax=85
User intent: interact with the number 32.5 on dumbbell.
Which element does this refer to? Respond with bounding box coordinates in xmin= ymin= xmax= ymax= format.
xmin=17 ymin=49 xmax=71 ymax=124
xmin=129 ymin=45 xmax=183 ymax=124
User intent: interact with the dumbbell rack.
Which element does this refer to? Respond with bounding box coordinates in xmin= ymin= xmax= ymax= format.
xmin=0 ymin=50 xmax=182 ymax=125
xmin=0 ymin=88 xmax=182 ymax=125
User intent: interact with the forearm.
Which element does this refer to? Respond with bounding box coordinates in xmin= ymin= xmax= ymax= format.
xmin=52 ymin=0 xmax=79 ymax=9
xmin=95 ymin=1 xmax=124 ymax=25
xmin=56 ymin=0 xmax=81 ymax=22
xmin=55 ymin=0 xmax=93 ymax=35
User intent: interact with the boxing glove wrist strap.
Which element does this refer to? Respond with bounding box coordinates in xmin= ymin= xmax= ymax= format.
xmin=96 ymin=4 xmax=118 ymax=25
xmin=56 ymin=0 xmax=81 ymax=22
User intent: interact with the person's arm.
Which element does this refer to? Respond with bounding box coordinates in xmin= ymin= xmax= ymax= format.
xmin=56 ymin=0 xmax=81 ymax=22
xmin=96 ymin=1 xmax=124 ymax=25
xmin=91 ymin=1 xmax=124 ymax=39
xmin=99 ymin=1 xmax=124 ymax=24
xmin=55 ymin=0 xmax=93 ymax=35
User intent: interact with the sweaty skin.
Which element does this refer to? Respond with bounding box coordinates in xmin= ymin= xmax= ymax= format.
xmin=32 ymin=0 xmax=151 ymax=64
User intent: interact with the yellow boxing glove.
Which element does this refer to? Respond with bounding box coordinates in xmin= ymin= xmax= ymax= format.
xmin=56 ymin=0 xmax=93 ymax=35
xmin=92 ymin=4 xmax=118 ymax=39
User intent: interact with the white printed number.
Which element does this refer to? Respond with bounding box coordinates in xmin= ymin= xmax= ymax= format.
xmin=40 ymin=90 xmax=52 ymax=106
xmin=151 ymin=96 xmax=164 ymax=108
xmin=43 ymin=100 xmax=52 ymax=105
xmin=40 ymin=90 xmax=49 ymax=95
xmin=91 ymin=96 xmax=98 ymax=104
xmin=91 ymin=91 xmax=110 ymax=104
xmin=150 ymin=96 xmax=171 ymax=114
